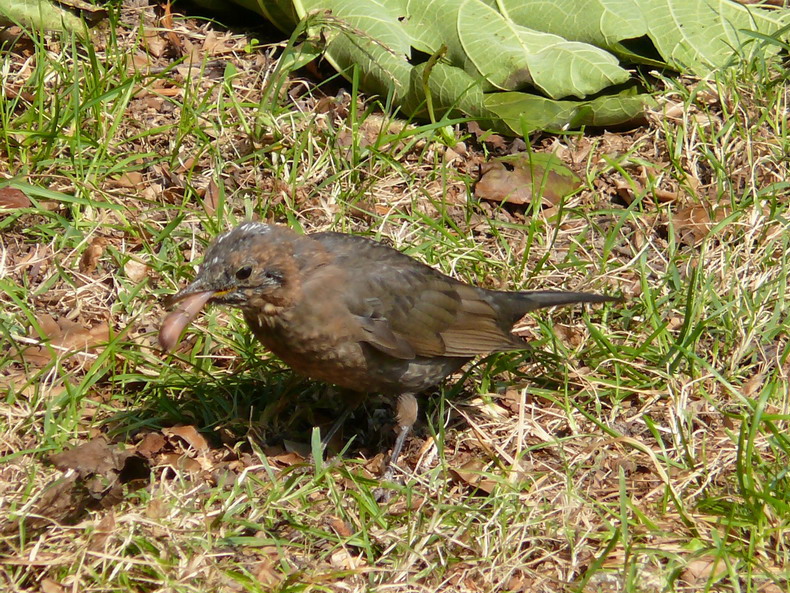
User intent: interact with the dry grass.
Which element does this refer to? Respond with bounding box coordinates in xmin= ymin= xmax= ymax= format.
xmin=1 ymin=2 xmax=789 ymax=592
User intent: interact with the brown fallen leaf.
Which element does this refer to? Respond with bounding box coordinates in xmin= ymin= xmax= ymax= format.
xmin=330 ymin=549 xmax=365 ymax=570
xmin=253 ymin=557 xmax=283 ymax=588
xmin=136 ymin=432 xmax=167 ymax=458
xmin=4 ymin=439 xmax=149 ymax=533
xmin=467 ymin=121 xmax=507 ymax=151
xmin=327 ymin=516 xmax=353 ymax=538
xmin=742 ymin=371 xmax=766 ymax=398
xmin=3 ymin=474 xmax=87 ymax=532
xmin=158 ymin=453 xmax=203 ymax=473
xmin=79 ymin=238 xmax=106 ymax=274
xmin=50 ymin=437 xmax=134 ymax=477
xmin=163 ymin=425 xmax=209 ymax=452
xmin=0 ymin=186 xmax=32 ymax=211
xmin=124 ymin=258 xmax=149 ymax=283
xmin=111 ymin=171 xmax=144 ymax=188
xmin=263 ymin=444 xmax=305 ymax=468
xmin=88 ymin=512 xmax=116 ymax=552
xmin=449 ymin=458 xmax=498 ymax=494
xmin=475 ymin=153 xmax=581 ymax=207
xmin=553 ymin=323 xmax=585 ymax=348
xmin=202 ymin=29 xmax=237 ymax=55
xmin=40 ymin=578 xmax=66 ymax=593
xmin=20 ymin=315 xmax=110 ymax=365
xmin=682 ymin=556 xmax=727 ymax=584
xmin=142 ymin=29 xmax=167 ymax=58
xmin=203 ymin=179 xmax=221 ymax=215
xmin=160 ymin=2 xmax=185 ymax=56
xmin=672 ymin=204 xmax=728 ymax=245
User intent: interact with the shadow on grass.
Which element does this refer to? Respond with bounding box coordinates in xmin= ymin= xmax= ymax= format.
xmin=102 ymin=353 xmax=404 ymax=461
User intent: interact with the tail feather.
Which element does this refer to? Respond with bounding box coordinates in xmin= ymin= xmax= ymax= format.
xmin=500 ymin=290 xmax=621 ymax=322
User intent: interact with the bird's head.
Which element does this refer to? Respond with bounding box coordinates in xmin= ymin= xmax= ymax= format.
xmin=166 ymin=222 xmax=302 ymax=313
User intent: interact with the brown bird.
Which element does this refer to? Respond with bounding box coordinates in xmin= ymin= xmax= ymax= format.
xmin=161 ymin=222 xmax=618 ymax=471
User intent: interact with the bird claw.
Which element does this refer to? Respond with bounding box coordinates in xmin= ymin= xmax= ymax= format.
xmin=373 ymin=465 xmax=405 ymax=503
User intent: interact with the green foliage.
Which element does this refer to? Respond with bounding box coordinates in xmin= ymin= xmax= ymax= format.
xmin=205 ymin=0 xmax=790 ymax=132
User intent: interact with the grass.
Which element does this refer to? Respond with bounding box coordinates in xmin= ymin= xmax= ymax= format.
xmin=1 ymin=3 xmax=789 ymax=592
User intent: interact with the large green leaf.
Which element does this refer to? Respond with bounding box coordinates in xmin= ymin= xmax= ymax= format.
xmin=0 ymin=0 xmax=95 ymax=32
xmin=403 ymin=0 xmax=480 ymax=80
xmin=485 ymin=86 xmax=653 ymax=132
xmin=458 ymin=0 xmax=630 ymax=99
xmin=294 ymin=0 xmax=413 ymax=98
xmin=295 ymin=0 xmax=411 ymax=57
xmin=498 ymin=0 xmax=788 ymax=74
xmin=639 ymin=0 xmax=789 ymax=73
xmin=218 ymin=0 xmax=789 ymax=134
xmin=498 ymin=0 xmax=647 ymax=51
xmin=401 ymin=61 xmax=494 ymax=123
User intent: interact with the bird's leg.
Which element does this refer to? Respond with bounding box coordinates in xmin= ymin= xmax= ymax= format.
xmin=318 ymin=388 xmax=369 ymax=455
xmin=383 ymin=392 xmax=418 ymax=479
xmin=320 ymin=405 xmax=353 ymax=452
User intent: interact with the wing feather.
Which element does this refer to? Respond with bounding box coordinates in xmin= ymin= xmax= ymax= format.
xmin=312 ymin=233 xmax=520 ymax=358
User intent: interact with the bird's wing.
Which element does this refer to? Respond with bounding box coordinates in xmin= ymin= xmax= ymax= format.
xmin=311 ymin=233 xmax=521 ymax=358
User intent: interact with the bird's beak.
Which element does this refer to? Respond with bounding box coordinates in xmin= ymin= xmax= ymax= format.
xmin=164 ymin=278 xmax=219 ymax=308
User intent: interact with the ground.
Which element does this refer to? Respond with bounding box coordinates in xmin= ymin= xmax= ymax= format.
xmin=0 ymin=2 xmax=789 ymax=592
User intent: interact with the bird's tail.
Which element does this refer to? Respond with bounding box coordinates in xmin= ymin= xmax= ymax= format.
xmin=500 ymin=290 xmax=620 ymax=321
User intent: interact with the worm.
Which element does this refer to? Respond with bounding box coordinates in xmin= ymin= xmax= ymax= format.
xmin=158 ymin=291 xmax=215 ymax=352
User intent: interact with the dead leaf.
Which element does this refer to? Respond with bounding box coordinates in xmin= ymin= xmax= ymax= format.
xmin=450 ymin=458 xmax=497 ymax=494
xmin=330 ymin=549 xmax=364 ymax=569
xmin=363 ymin=453 xmax=387 ymax=477
xmin=337 ymin=115 xmax=409 ymax=152
xmin=327 ymin=516 xmax=353 ymax=538
xmin=254 ymin=558 xmax=282 ymax=587
xmin=672 ymin=205 xmax=718 ymax=245
xmin=136 ymin=432 xmax=167 ymax=458
xmin=475 ymin=153 xmax=581 ymax=207
xmin=8 ymin=439 xmax=147 ymax=534
xmin=682 ymin=557 xmax=727 ymax=584
xmin=88 ymin=512 xmax=116 ymax=552
xmin=163 ymin=426 xmax=209 ymax=452
xmin=263 ymin=444 xmax=305 ymax=468
xmin=143 ymin=30 xmax=167 ymax=58
xmin=0 ymin=187 xmax=32 ymax=210
xmin=36 ymin=313 xmax=61 ymax=339
xmin=554 ymin=324 xmax=584 ymax=348
xmin=50 ymin=438 xmax=133 ymax=477
xmin=160 ymin=3 xmax=184 ymax=55
xmin=202 ymin=30 xmax=236 ymax=55
xmin=742 ymin=371 xmax=765 ymax=398
xmin=111 ymin=171 xmax=144 ymax=188
xmin=146 ymin=498 xmax=167 ymax=519
xmin=203 ymin=179 xmax=220 ymax=215
xmin=158 ymin=453 xmax=202 ymax=473
xmin=174 ymin=156 xmax=196 ymax=174
xmin=467 ymin=121 xmax=507 ymax=151
xmin=40 ymin=579 xmax=66 ymax=593
xmin=3 ymin=475 xmax=86 ymax=532
xmin=20 ymin=316 xmax=110 ymax=365
xmin=79 ymin=238 xmax=106 ymax=274
xmin=124 ymin=258 xmax=149 ymax=283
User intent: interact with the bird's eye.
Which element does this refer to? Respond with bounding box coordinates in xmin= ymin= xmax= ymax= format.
xmin=235 ymin=266 xmax=252 ymax=280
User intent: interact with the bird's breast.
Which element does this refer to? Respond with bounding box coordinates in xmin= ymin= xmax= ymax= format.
xmin=242 ymin=306 xmax=376 ymax=388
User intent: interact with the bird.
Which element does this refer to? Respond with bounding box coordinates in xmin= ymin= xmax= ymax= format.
xmin=160 ymin=221 xmax=618 ymax=473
